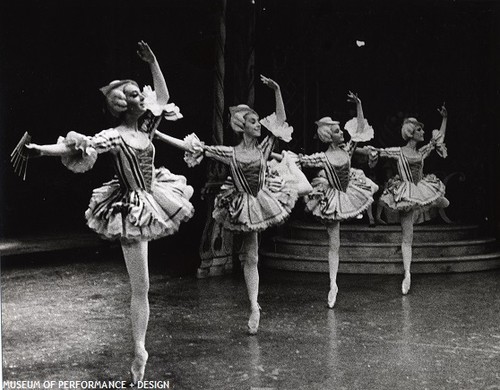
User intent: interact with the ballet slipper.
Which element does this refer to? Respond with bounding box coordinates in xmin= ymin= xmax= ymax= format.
xmin=130 ymin=349 xmax=148 ymax=385
xmin=247 ymin=304 xmax=261 ymax=335
xmin=401 ymin=275 xmax=411 ymax=295
xmin=327 ymin=284 xmax=339 ymax=308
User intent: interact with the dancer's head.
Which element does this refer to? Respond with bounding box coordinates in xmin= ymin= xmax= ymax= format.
xmin=315 ymin=117 xmax=343 ymax=144
xmin=401 ymin=117 xmax=424 ymax=142
xmin=100 ymin=80 xmax=146 ymax=118
xmin=230 ymin=105 xmax=261 ymax=138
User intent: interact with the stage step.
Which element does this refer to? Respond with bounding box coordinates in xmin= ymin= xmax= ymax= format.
xmin=260 ymin=221 xmax=500 ymax=274
xmin=285 ymin=221 xmax=481 ymax=243
xmin=262 ymin=251 xmax=500 ymax=274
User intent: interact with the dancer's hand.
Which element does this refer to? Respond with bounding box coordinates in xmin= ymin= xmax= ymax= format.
xmin=437 ymin=103 xmax=447 ymax=118
xmin=137 ymin=40 xmax=156 ymax=64
xmin=24 ymin=143 xmax=43 ymax=157
xmin=365 ymin=145 xmax=380 ymax=154
xmin=347 ymin=91 xmax=361 ymax=104
xmin=260 ymin=75 xmax=280 ymax=91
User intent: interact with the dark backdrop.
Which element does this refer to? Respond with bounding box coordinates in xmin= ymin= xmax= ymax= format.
xmin=1 ymin=0 xmax=500 ymax=274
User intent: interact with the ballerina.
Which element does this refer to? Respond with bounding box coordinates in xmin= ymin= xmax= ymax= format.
xmin=154 ymin=75 xmax=296 ymax=335
xmin=14 ymin=41 xmax=193 ymax=383
xmin=298 ymin=92 xmax=378 ymax=308
xmin=373 ymin=104 xmax=449 ymax=294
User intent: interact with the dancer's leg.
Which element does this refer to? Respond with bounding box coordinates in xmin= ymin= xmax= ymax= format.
xmin=240 ymin=232 xmax=260 ymax=334
xmin=326 ymin=222 xmax=340 ymax=308
xmin=400 ymin=210 xmax=414 ymax=294
xmin=121 ymin=239 xmax=150 ymax=383
xmin=375 ymin=198 xmax=387 ymax=225
xmin=367 ymin=204 xmax=375 ymax=226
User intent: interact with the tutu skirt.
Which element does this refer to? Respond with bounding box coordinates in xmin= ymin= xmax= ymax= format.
xmin=213 ymin=173 xmax=297 ymax=232
xmin=305 ymin=168 xmax=378 ymax=221
xmin=86 ymin=167 xmax=194 ymax=241
xmin=379 ymin=173 xmax=448 ymax=212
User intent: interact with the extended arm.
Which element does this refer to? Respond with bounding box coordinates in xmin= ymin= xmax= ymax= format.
xmin=26 ymin=142 xmax=78 ymax=157
xmin=354 ymin=145 xmax=375 ymax=156
xmin=270 ymin=152 xmax=283 ymax=162
xmin=154 ymin=130 xmax=191 ymax=152
xmin=137 ymin=41 xmax=170 ymax=105
xmin=261 ymin=75 xmax=286 ymax=124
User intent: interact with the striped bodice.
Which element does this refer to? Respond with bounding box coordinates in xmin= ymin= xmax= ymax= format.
xmin=383 ymin=149 xmax=423 ymax=184
xmin=325 ymin=161 xmax=350 ymax=192
xmin=396 ymin=152 xmax=423 ymax=184
xmin=202 ymin=135 xmax=276 ymax=197
xmin=377 ymin=142 xmax=448 ymax=185
xmin=236 ymin=159 xmax=261 ymax=196
xmin=112 ymin=141 xmax=155 ymax=192
xmin=300 ymin=152 xmax=351 ymax=192
xmin=230 ymin=152 xmax=266 ymax=196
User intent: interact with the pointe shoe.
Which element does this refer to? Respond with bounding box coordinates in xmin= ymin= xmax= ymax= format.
xmin=327 ymin=284 xmax=339 ymax=309
xmin=247 ymin=305 xmax=261 ymax=335
xmin=130 ymin=349 xmax=148 ymax=385
xmin=401 ymin=275 xmax=411 ymax=295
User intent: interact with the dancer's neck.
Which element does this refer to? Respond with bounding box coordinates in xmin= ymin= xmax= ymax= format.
xmin=240 ymin=134 xmax=258 ymax=149
xmin=405 ymin=139 xmax=418 ymax=150
xmin=327 ymin=142 xmax=342 ymax=152
xmin=121 ymin=112 xmax=142 ymax=130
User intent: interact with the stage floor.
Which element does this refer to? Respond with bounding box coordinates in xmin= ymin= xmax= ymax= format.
xmin=2 ymin=252 xmax=499 ymax=390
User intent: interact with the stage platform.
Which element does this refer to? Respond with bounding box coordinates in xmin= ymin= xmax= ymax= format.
xmin=261 ymin=221 xmax=500 ymax=274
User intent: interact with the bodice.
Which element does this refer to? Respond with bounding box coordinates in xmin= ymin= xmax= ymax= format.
xmin=321 ymin=156 xmax=351 ymax=192
xmin=405 ymin=155 xmax=423 ymax=183
xmin=237 ymin=158 xmax=261 ymax=196
xmin=112 ymin=142 xmax=155 ymax=192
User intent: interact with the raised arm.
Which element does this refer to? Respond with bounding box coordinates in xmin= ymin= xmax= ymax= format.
xmin=347 ymin=91 xmax=365 ymax=134
xmin=419 ymin=104 xmax=448 ymax=159
xmin=261 ymin=75 xmax=286 ymax=124
xmin=137 ymin=41 xmax=170 ymax=105
xmin=437 ymin=103 xmax=447 ymax=140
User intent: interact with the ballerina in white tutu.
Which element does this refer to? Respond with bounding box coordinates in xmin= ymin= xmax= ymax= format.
xmin=297 ymin=92 xmax=378 ymax=308
xmin=18 ymin=41 xmax=193 ymax=383
xmin=373 ymin=104 xmax=449 ymax=294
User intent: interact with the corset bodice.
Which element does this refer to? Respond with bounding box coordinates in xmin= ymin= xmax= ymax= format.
xmin=113 ymin=142 xmax=155 ymax=192
xmin=237 ymin=159 xmax=261 ymax=196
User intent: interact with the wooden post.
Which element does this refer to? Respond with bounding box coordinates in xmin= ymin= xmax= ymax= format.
xmin=197 ymin=0 xmax=234 ymax=278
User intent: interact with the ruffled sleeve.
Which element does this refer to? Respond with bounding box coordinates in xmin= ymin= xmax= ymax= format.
xmin=57 ymin=129 xmax=121 ymax=173
xmin=298 ymin=152 xmax=326 ymax=168
xmin=183 ymin=133 xmax=233 ymax=167
xmin=140 ymin=86 xmax=183 ymax=137
xmin=343 ymin=117 xmax=374 ymax=143
xmin=142 ymin=85 xmax=183 ymax=120
xmin=259 ymin=112 xmax=293 ymax=143
xmin=378 ymin=147 xmax=401 ymax=159
xmin=419 ymin=129 xmax=447 ymax=159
